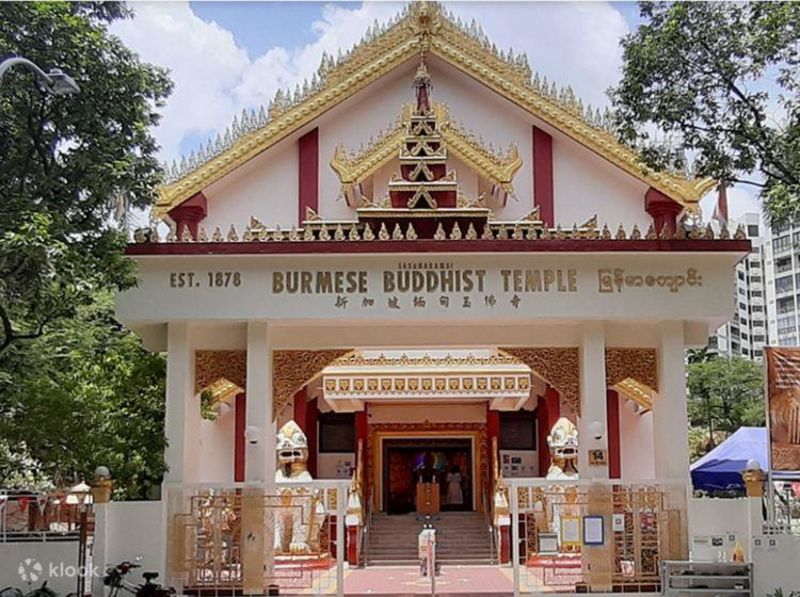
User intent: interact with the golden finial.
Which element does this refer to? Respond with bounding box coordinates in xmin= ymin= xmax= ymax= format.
xmin=197 ymin=226 xmax=208 ymax=242
xmin=615 ymin=224 xmax=626 ymax=240
xmin=555 ymin=225 xmax=567 ymax=240
xmin=466 ymin=223 xmax=478 ymax=240
xmin=512 ymin=224 xmax=524 ymax=240
xmin=645 ymin=223 xmax=657 ymax=240
xmin=481 ymin=225 xmax=494 ymax=240
xmin=630 ymin=224 xmax=641 ymax=240
xmin=434 ymin=223 xmax=447 ymax=240
xmin=303 ymin=226 xmax=315 ymax=241
xmin=181 ymin=227 xmax=194 ymax=242
xmin=450 ymin=222 xmax=462 ymax=240
xmin=601 ymin=224 xmax=612 ymax=240
xmin=526 ymin=227 xmax=538 ymax=240
xmin=348 ymin=224 xmax=360 ymax=241
xmin=212 ymin=226 xmax=223 ymax=242
xmin=227 ymin=225 xmax=239 ymax=242
xmin=540 ymin=227 xmax=551 ymax=240
xmin=319 ymin=223 xmax=331 ymax=241
xmin=363 ymin=224 xmax=376 ymax=241
xmin=719 ymin=224 xmax=730 ymax=239
xmin=272 ymin=226 xmax=284 ymax=241
xmin=392 ymin=223 xmax=404 ymax=240
xmin=497 ymin=225 xmax=509 ymax=240
xmin=379 ymin=223 xmax=390 ymax=240
xmin=334 ymin=224 xmax=346 ymax=241
xmin=289 ymin=226 xmax=300 ymax=241
xmin=406 ymin=223 xmax=418 ymax=240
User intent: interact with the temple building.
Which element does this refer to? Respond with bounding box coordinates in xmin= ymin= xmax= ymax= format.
xmin=115 ymin=3 xmax=750 ymax=595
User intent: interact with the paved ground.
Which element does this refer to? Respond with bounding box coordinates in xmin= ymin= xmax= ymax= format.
xmin=343 ymin=564 xmax=514 ymax=596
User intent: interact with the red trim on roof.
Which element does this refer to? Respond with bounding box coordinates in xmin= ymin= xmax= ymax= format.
xmin=125 ymin=238 xmax=750 ymax=256
xmin=533 ymin=126 xmax=554 ymax=227
xmin=298 ymin=128 xmax=319 ymax=225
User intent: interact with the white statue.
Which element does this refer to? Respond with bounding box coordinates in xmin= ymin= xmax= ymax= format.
xmin=546 ymin=417 xmax=579 ymax=480
xmin=274 ymin=420 xmax=326 ymax=555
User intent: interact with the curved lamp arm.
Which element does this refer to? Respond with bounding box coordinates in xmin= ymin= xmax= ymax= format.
xmin=0 ymin=56 xmax=80 ymax=95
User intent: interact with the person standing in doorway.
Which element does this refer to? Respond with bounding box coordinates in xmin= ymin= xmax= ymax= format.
xmin=445 ymin=464 xmax=463 ymax=509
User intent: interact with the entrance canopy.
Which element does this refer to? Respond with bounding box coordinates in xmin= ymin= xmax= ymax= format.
xmin=690 ymin=427 xmax=800 ymax=491
xmin=321 ymin=349 xmax=535 ymax=412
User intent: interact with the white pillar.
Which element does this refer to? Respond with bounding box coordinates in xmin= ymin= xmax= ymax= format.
xmin=90 ymin=503 xmax=108 ymax=597
xmin=653 ymin=320 xmax=690 ymax=479
xmin=163 ymin=322 xmax=199 ymax=483
xmin=579 ymin=322 xmax=609 ymax=479
xmin=245 ymin=321 xmax=275 ymax=484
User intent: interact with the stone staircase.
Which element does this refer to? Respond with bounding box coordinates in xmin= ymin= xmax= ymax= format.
xmin=365 ymin=511 xmax=496 ymax=566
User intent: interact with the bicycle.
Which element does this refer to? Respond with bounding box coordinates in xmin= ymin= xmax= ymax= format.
xmin=103 ymin=561 xmax=174 ymax=597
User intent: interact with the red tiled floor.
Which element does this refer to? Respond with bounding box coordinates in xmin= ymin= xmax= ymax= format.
xmin=344 ymin=565 xmax=514 ymax=596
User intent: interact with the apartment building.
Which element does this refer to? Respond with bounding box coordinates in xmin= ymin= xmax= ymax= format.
xmin=765 ymin=216 xmax=800 ymax=347
xmin=711 ymin=212 xmax=769 ymax=359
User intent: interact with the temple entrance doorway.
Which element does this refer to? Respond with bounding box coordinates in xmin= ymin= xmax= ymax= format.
xmin=382 ymin=437 xmax=473 ymax=514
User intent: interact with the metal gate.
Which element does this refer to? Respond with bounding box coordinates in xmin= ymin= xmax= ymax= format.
xmin=165 ymin=481 xmax=348 ymax=596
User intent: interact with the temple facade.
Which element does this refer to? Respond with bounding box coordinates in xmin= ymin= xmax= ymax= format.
xmin=115 ymin=4 xmax=750 ymax=594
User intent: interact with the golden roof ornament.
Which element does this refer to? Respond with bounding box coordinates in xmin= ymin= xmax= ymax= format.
xmin=433 ymin=223 xmax=446 ymax=240
xmin=645 ymin=223 xmax=657 ymax=240
xmin=379 ymin=223 xmax=390 ymax=240
xmin=318 ymin=223 xmax=331 ymax=241
xmin=334 ymin=224 xmax=346 ymax=241
xmin=348 ymin=224 xmax=360 ymax=241
xmin=303 ymin=226 xmax=315 ymax=241
xmin=406 ymin=223 xmax=418 ymax=240
xmin=450 ymin=222 xmax=462 ymax=240
xmin=481 ymin=225 xmax=494 ymax=240
xmin=630 ymin=224 xmax=641 ymax=240
xmin=227 ymin=225 xmax=239 ymax=242
xmin=601 ymin=223 xmax=612 ymax=240
xmin=392 ymin=223 xmax=404 ymax=240
xmin=181 ymin=227 xmax=194 ymax=242
xmin=466 ymin=223 xmax=478 ymax=240
xmin=363 ymin=224 xmax=376 ymax=241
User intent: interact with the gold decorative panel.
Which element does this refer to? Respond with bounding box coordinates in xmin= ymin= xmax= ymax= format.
xmin=195 ymin=350 xmax=246 ymax=394
xmin=500 ymin=347 xmax=580 ymax=413
xmin=606 ymin=348 xmax=658 ymax=391
xmin=272 ymin=350 xmax=352 ymax=419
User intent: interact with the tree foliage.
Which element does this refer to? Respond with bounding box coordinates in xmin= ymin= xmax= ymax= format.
xmin=0 ymin=294 xmax=167 ymax=499
xmin=687 ymin=355 xmax=765 ymax=458
xmin=611 ymin=2 xmax=800 ymax=224
xmin=0 ymin=2 xmax=171 ymax=357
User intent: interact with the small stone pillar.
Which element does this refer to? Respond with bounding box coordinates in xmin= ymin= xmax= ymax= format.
xmin=742 ymin=469 xmax=767 ymax=498
xmin=90 ymin=466 xmax=113 ymax=504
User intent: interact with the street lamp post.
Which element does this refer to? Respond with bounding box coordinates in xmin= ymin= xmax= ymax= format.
xmin=0 ymin=56 xmax=80 ymax=95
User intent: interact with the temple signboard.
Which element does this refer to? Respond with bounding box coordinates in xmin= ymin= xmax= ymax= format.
xmin=118 ymin=252 xmax=738 ymax=323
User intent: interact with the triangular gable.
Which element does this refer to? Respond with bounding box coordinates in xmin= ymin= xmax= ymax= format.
xmin=155 ymin=2 xmax=714 ymax=217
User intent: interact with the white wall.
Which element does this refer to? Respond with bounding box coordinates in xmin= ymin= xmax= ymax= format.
xmin=688 ymin=497 xmax=752 ymax=561
xmin=203 ymin=137 xmax=299 ymax=231
xmin=752 ymin=534 xmax=800 ymax=595
xmin=93 ymin=501 xmax=164 ymax=595
xmin=619 ymin=399 xmax=655 ymax=479
xmin=317 ymin=452 xmax=356 ymax=479
xmin=552 ymin=131 xmax=650 ymax=230
xmin=0 ymin=541 xmax=79 ymax=595
xmin=198 ymin=411 xmax=235 ymax=483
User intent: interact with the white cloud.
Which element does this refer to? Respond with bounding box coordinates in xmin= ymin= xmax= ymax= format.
xmin=113 ymin=1 xmax=629 ymax=166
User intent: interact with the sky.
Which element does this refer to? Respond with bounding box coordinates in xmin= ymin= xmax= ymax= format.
xmin=111 ymin=1 xmax=760 ymax=221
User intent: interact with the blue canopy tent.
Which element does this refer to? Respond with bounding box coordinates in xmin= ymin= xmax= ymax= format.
xmin=690 ymin=427 xmax=800 ymax=491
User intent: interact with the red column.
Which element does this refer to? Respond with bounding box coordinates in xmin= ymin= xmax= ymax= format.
xmin=533 ymin=126 xmax=554 ymax=227
xmin=644 ymin=188 xmax=683 ymax=235
xmin=234 ymin=393 xmax=246 ymax=483
xmin=167 ymin=191 xmax=207 ymax=240
xmin=306 ymin=397 xmax=318 ymax=478
xmin=298 ymin=128 xmax=319 ymax=225
xmin=538 ymin=387 xmax=560 ymax=476
xmin=606 ymin=389 xmax=621 ymax=479
xmin=293 ymin=388 xmax=308 ymax=431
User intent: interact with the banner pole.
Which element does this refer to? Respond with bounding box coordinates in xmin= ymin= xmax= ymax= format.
xmin=764 ymin=349 xmax=775 ymax=527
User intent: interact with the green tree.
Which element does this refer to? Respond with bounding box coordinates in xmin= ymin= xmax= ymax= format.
xmin=0 ymin=294 xmax=167 ymax=499
xmin=611 ymin=2 xmax=800 ymax=224
xmin=0 ymin=2 xmax=171 ymax=357
xmin=687 ymin=356 xmax=765 ymax=458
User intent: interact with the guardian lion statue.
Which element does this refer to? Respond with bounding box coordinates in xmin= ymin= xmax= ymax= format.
xmin=546 ymin=417 xmax=579 ymax=480
xmin=274 ymin=420 xmax=326 ymax=555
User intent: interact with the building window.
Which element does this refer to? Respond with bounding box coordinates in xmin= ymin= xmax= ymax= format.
xmin=751 ymin=290 xmax=763 ymax=298
xmin=738 ymin=271 xmax=745 ymax=281
xmin=777 ymin=297 xmax=795 ymax=314
xmin=499 ymin=410 xmax=537 ymax=450
xmin=748 ymin=225 xmax=760 ymax=238
xmin=318 ymin=412 xmax=355 ymax=453
xmin=776 ymin=256 xmax=792 ymax=274
xmin=776 ymin=276 xmax=794 ymax=294
xmin=773 ymin=235 xmax=792 ymax=253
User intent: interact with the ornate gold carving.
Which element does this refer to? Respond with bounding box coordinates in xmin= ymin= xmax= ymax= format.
xmin=500 ymin=347 xmax=580 ymax=414
xmin=195 ymin=350 xmax=246 ymax=395
xmin=156 ymin=3 xmax=711 ymax=215
xmin=272 ymin=349 xmax=352 ymax=419
xmin=605 ymin=348 xmax=658 ymax=391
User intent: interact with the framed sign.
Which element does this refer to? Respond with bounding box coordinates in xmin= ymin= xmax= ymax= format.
xmin=583 ymin=515 xmax=605 ymax=546
xmin=560 ymin=516 xmax=581 ymax=548
xmin=588 ymin=449 xmax=608 ymax=466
